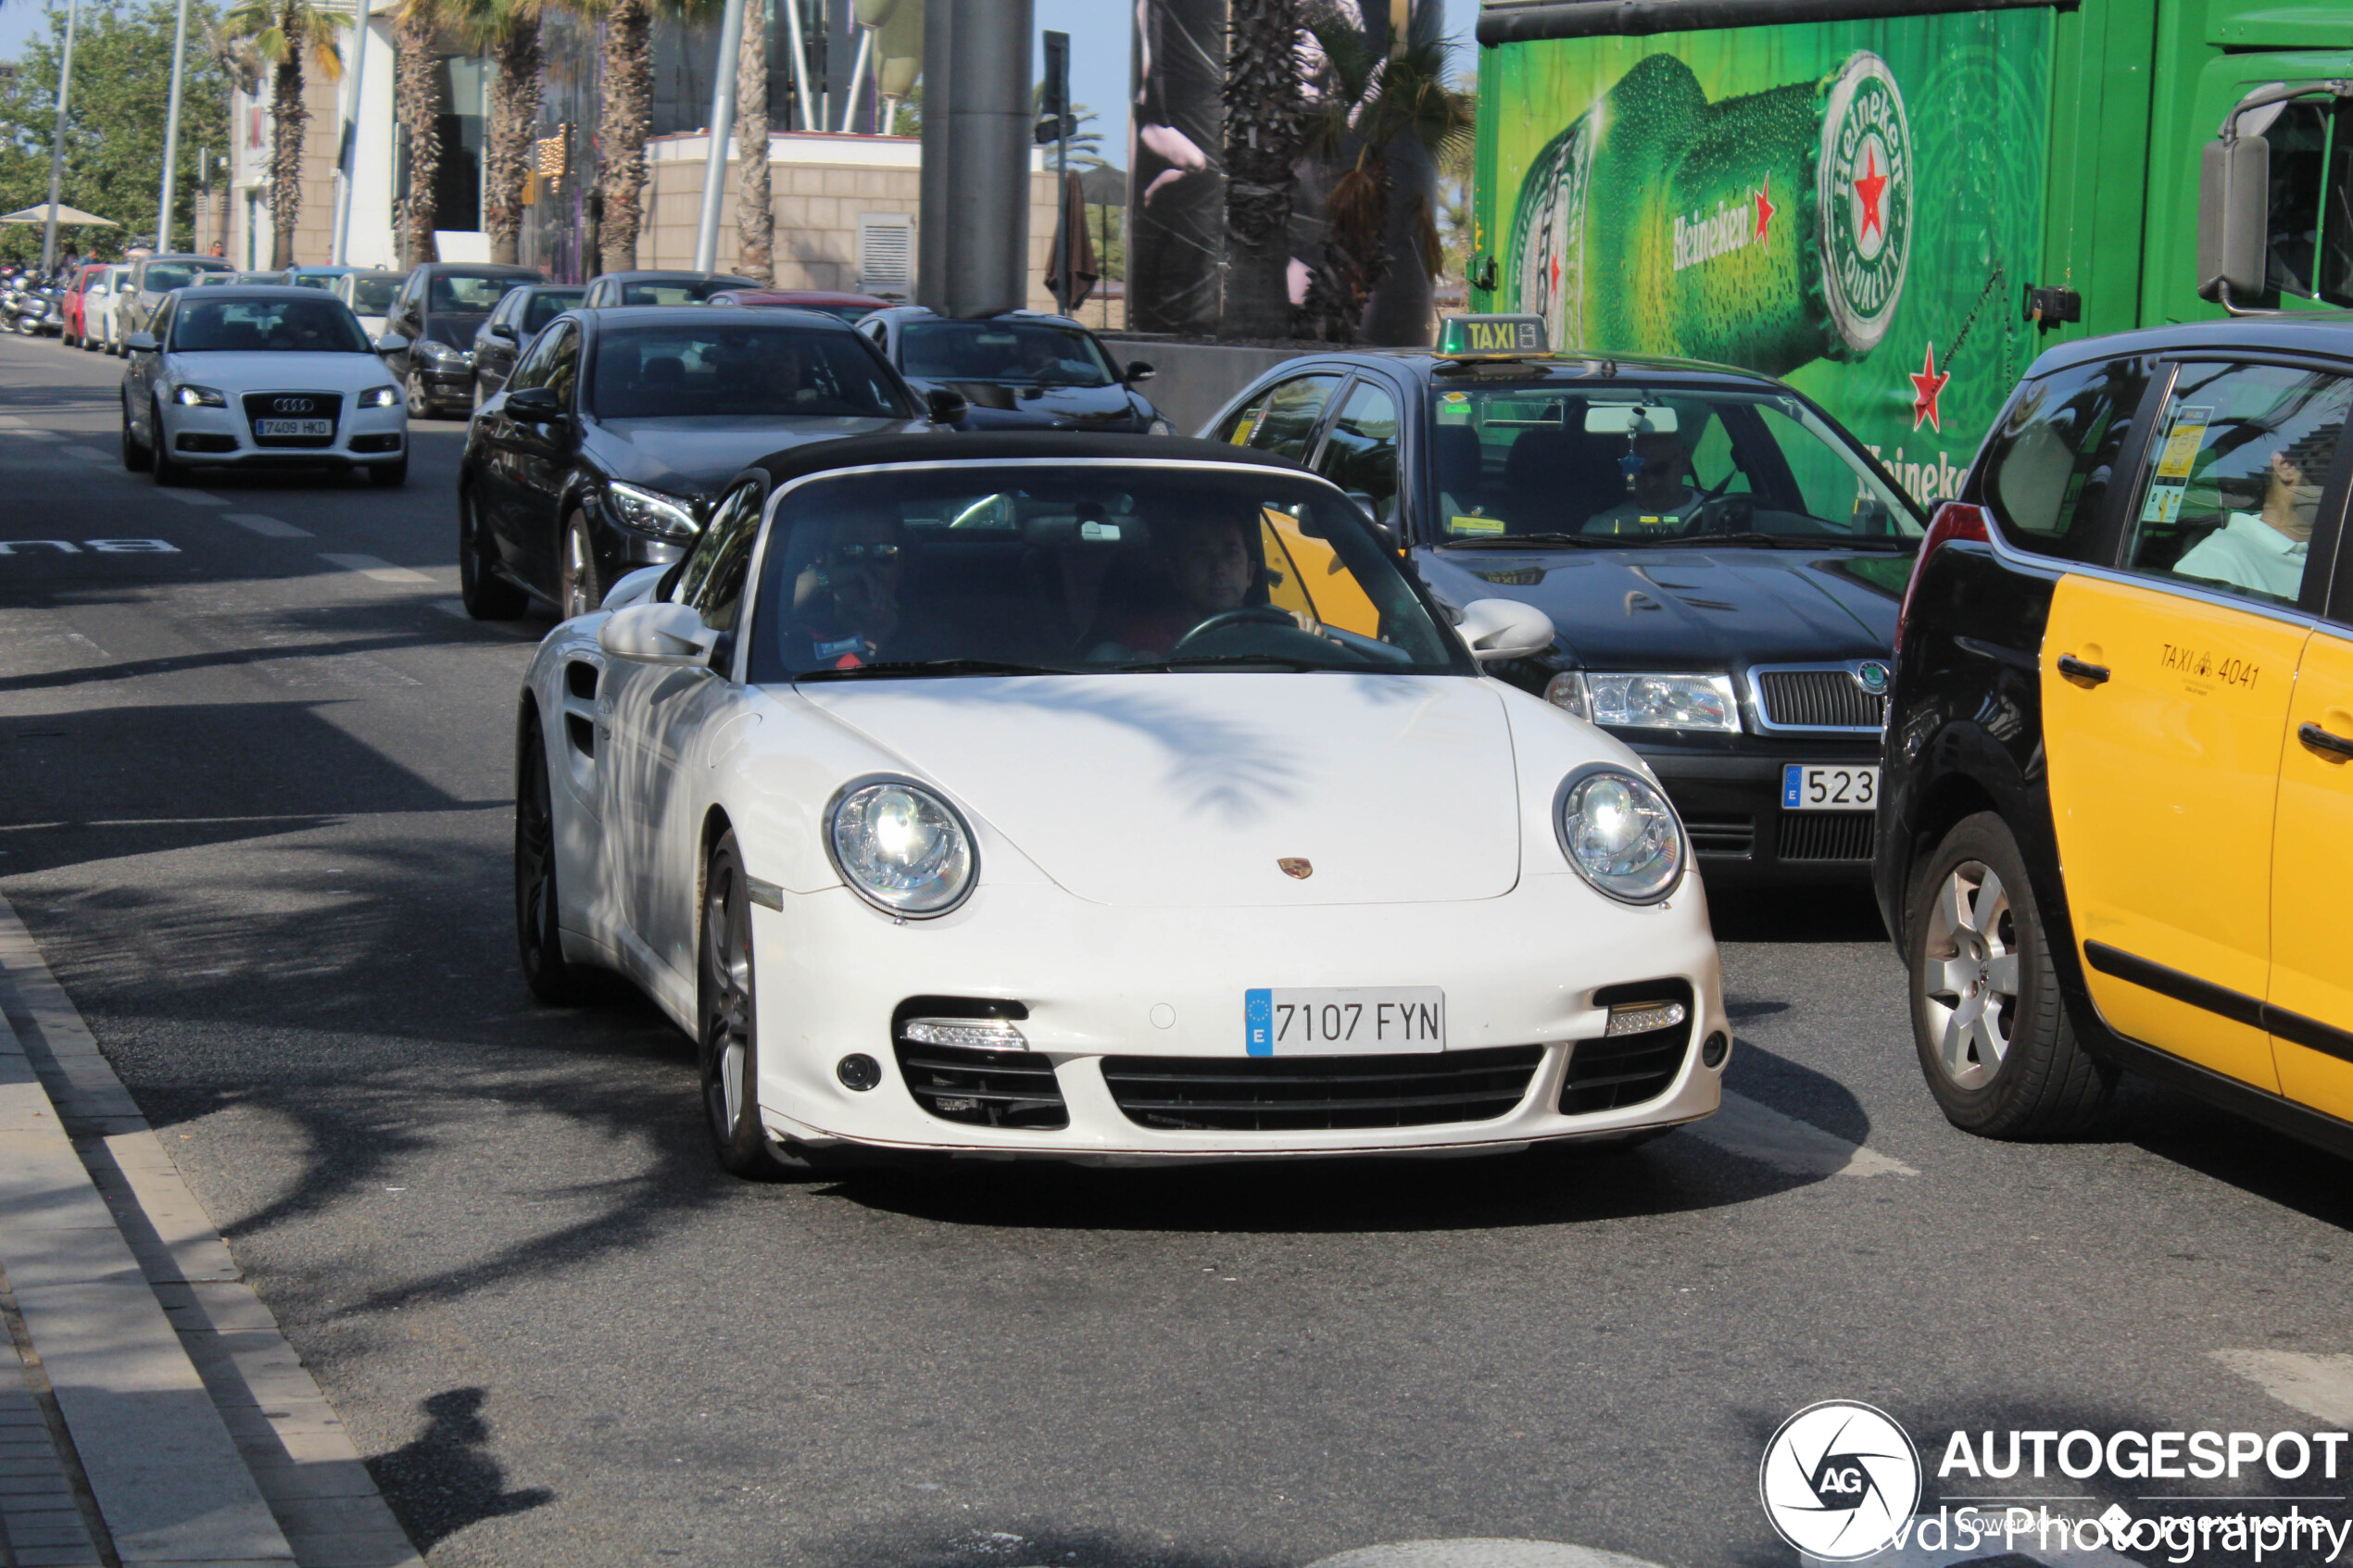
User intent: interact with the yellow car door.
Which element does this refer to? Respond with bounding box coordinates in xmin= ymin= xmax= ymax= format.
xmin=2041 ymin=360 xmax=2348 ymax=1091
xmin=2271 ymin=623 xmax=2353 ymax=1117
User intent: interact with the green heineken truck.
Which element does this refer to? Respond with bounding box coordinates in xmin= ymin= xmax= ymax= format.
xmin=1469 ymin=0 xmax=2353 ymax=508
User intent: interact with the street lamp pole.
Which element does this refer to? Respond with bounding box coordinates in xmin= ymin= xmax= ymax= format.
xmin=156 ymin=0 xmax=195 ymax=254
xmin=692 ymin=0 xmax=749 ymax=272
xmin=333 ymin=0 xmax=371 ymax=265
xmin=40 ymin=0 xmax=82 ymax=274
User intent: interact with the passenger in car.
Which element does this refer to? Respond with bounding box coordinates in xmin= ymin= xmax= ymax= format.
xmin=2174 ymin=423 xmax=2336 ymax=600
xmin=1096 ymin=510 xmax=1259 ymax=658
xmin=789 ymin=512 xmax=910 ymax=668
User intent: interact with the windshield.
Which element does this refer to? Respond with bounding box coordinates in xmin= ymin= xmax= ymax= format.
xmin=522 ymin=290 xmax=583 ymax=333
xmin=170 ymin=297 xmax=371 ymax=354
xmin=346 ymin=276 xmax=400 ymax=314
xmin=589 ymin=322 xmax=912 ymax=420
xmin=285 ymin=272 xmax=342 ymax=291
xmin=745 ymin=467 xmax=1468 ymax=682
xmin=619 ymin=278 xmax=739 ymax=305
xmin=429 ymin=273 xmax=525 ymax=312
xmin=900 ymin=319 xmax=1116 ymax=387
xmin=146 ymin=261 xmax=228 ymax=293
xmin=1428 ymin=383 xmax=1919 ymax=545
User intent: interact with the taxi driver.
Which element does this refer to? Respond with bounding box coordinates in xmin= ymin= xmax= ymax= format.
xmin=1587 ymin=426 xmax=1702 ymax=534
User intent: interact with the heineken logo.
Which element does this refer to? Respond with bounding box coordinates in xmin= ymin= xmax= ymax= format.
xmin=1817 ymin=53 xmax=1913 ymax=355
xmin=1671 ymin=177 xmax=1776 ymax=274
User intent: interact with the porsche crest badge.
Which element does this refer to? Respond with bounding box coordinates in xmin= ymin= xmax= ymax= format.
xmin=1278 ymin=858 xmax=1314 ymax=880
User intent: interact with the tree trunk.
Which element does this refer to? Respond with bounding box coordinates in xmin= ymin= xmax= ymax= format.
xmin=596 ymin=0 xmax=652 ymax=276
xmin=485 ymin=17 xmax=542 ymax=266
xmin=1219 ymin=0 xmax=1302 ymax=340
xmin=733 ymin=0 xmax=772 ymax=284
xmin=267 ymin=46 xmax=307 ymax=269
xmin=1361 ymin=130 xmax=1434 ymax=345
xmin=395 ymin=8 xmax=442 ymax=267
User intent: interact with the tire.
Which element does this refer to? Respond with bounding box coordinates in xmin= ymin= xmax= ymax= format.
xmin=367 ymin=456 xmax=408 ymax=488
xmin=405 ymin=368 xmax=435 ymax=420
xmin=558 ymin=515 xmax=603 ymax=621
xmin=120 ymin=397 xmax=151 ymax=472
xmin=700 ymin=833 xmax=787 ymax=1180
xmin=459 ymin=487 xmax=528 ymax=620
xmin=515 ymin=717 xmax=588 ymax=1004
xmin=1906 ymin=811 xmax=2115 ymax=1139
xmin=149 ymin=402 xmax=186 ymax=486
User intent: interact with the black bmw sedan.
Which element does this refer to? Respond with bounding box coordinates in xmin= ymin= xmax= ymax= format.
xmin=1204 ymin=317 xmax=1923 ymax=887
xmin=858 ymin=306 xmax=1171 ymax=434
xmin=457 ymin=306 xmax=944 ymax=621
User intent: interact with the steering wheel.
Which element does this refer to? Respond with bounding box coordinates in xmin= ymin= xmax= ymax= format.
xmin=1170 ymin=605 xmax=1300 ymax=652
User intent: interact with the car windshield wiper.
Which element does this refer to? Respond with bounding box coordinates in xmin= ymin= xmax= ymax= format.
xmin=1130 ymin=652 xmax=1336 ymax=671
xmin=797 ymin=658 xmax=1076 ymax=681
xmin=1436 ymin=533 xmax=1613 ymax=549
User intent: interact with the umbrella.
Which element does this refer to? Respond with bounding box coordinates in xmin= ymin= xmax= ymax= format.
xmin=1077 ymin=164 xmax=1126 ymax=207
xmin=0 ymin=204 xmax=119 ymax=227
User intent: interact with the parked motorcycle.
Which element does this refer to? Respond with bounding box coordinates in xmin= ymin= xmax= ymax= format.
xmin=6 ymin=285 xmax=63 ymax=336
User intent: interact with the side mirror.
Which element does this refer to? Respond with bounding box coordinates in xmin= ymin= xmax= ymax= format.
xmin=124 ymin=332 xmax=158 ymax=354
xmin=1125 ymin=360 xmax=1155 ymax=383
xmin=2198 ymin=131 xmax=2270 ymax=305
xmin=506 ymin=386 xmax=563 ymax=424
xmin=1456 ymin=597 xmax=1556 ymax=663
xmin=598 ymin=600 xmax=718 ymax=661
xmin=374 ymin=332 xmax=409 ymax=356
xmin=489 ymin=320 xmax=517 ymax=341
xmin=602 ymin=564 xmax=669 ymax=612
xmin=925 ymin=386 xmax=969 ymax=424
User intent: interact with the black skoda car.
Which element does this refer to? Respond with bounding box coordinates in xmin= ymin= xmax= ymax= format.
xmin=456 ymin=307 xmax=942 ymax=621
xmin=1203 ymin=316 xmax=1922 ymax=886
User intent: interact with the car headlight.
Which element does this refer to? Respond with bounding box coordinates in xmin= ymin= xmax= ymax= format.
xmin=826 ymin=778 xmax=976 ymax=917
xmin=1555 ymin=767 xmax=1684 ymax=905
xmin=1145 ymin=417 xmax=1175 ymax=436
xmin=416 ymin=340 xmax=469 ymax=368
xmin=172 ymin=384 xmax=227 ymax=407
xmin=1574 ymin=672 xmax=1742 ymax=733
xmin=357 ymin=384 xmax=399 ymax=408
xmin=606 ymin=481 xmax=701 ymax=541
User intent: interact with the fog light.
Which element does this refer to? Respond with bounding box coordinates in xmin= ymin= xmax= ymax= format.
xmin=1701 ymin=1031 xmax=1730 ymax=1068
xmin=836 ymin=1053 xmax=882 ymax=1090
xmin=900 ymin=1018 xmax=1027 ymax=1050
xmin=1605 ymin=999 xmax=1687 ymax=1037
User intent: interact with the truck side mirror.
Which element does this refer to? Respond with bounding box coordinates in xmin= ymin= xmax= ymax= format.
xmin=2198 ymin=132 xmax=2270 ymax=306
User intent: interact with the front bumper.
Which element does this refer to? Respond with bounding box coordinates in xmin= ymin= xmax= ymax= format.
xmin=1631 ymin=737 xmax=1882 ymax=886
xmin=160 ymin=398 xmax=407 ymax=468
xmin=742 ymin=874 xmax=1727 ymax=1162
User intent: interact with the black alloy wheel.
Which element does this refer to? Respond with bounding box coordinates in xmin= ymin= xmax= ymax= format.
xmin=459 ymin=487 xmax=527 ymax=619
xmin=700 ymin=834 xmax=787 ymax=1179
xmin=1906 ymin=810 xmax=2115 ymax=1138
xmin=515 ymin=717 xmax=588 ymax=1005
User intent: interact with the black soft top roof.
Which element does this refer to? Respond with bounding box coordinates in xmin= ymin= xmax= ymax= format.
xmin=743 ymin=432 xmax=1312 ymax=490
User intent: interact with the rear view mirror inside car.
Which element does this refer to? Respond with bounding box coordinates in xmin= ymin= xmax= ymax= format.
xmin=1585 ymin=404 xmax=1679 ymax=435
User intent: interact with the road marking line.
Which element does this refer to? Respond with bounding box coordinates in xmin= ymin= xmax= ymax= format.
xmin=220 ymin=513 xmax=311 ymax=538
xmin=319 ymin=553 xmax=432 ymax=584
xmin=152 ymin=489 xmax=227 ymax=507
xmin=2210 ymin=1350 xmax=2353 ymax=1425
xmin=1682 ymin=1090 xmax=1918 ymax=1177
xmin=57 ymin=445 xmax=105 ymax=461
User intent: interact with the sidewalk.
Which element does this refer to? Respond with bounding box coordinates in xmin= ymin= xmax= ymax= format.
xmin=0 ymin=891 xmax=424 ymax=1568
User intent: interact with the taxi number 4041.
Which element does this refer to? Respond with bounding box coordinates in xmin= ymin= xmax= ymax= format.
xmin=1244 ymin=987 xmax=1445 ymax=1057
xmin=1781 ymin=764 xmax=1879 ymax=810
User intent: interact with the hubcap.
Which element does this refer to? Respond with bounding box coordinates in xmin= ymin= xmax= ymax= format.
xmin=563 ymin=529 xmax=591 ymax=619
xmin=703 ymin=869 xmax=753 ymax=1136
xmin=1919 ymin=859 xmax=2022 ymax=1090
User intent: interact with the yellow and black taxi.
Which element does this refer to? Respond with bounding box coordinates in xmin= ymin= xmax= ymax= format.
xmin=1202 ymin=315 xmax=1924 ymax=887
xmin=1878 ymin=318 xmax=2353 ymax=1152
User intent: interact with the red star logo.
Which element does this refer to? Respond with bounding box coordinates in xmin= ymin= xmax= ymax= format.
xmin=1550 ymin=254 xmax=1561 ymax=294
xmin=1754 ymin=176 xmax=1775 ymax=243
xmin=1909 ymin=342 xmax=1951 ymax=433
xmin=1854 ymin=145 xmax=1888 ymax=242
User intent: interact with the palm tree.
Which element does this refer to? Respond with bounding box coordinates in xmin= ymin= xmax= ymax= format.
xmin=734 ymin=0 xmax=771 ymax=283
xmin=1220 ymin=0 xmax=1303 ymax=339
xmin=223 ymin=0 xmax=346 ymax=268
xmin=392 ymin=0 xmax=446 ymax=265
xmin=447 ymin=0 xmax=545 ymax=265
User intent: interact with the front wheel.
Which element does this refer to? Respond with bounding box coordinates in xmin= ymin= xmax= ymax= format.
xmin=459 ymin=487 xmax=528 ymax=620
xmin=367 ymin=456 xmax=408 ymax=488
xmin=148 ymin=401 xmax=185 ymax=486
xmin=120 ymin=396 xmax=151 ymax=472
xmin=701 ymin=834 xmax=786 ymax=1178
xmin=406 ymin=368 xmax=434 ymax=420
xmin=558 ymin=515 xmax=604 ymax=621
xmin=515 ymin=717 xmax=588 ymax=1004
xmin=1906 ymin=811 xmax=2114 ymax=1138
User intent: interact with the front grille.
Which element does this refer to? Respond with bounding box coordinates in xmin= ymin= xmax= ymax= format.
xmin=1778 ymin=812 xmax=1876 ymax=861
xmin=1755 ymin=668 xmax=1885 ymax=730
xmin=1102 ymin=1045 xmax=1544 ymax=1132
xmin=175 ymin=433 xmax=236 ymax=452
xmin=1685 ymin=814 xmax=1755 ymax=858
xmin=1561 ymin=980 xmax=1693 ymax=1114
xmin=892 ymin=1041 xmax=1067 ymax=1129
xmin=241 ymin=391 xmax=342 ymax=448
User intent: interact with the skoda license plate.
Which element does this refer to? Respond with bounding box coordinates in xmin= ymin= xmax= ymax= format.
xmin=1244 ymin=987 xmax=1444 ymax=1056
xmin=256 ymin=419 xmax=331 ymax=437
xmin=1781 ymin=764 xmax=1879 ymax=810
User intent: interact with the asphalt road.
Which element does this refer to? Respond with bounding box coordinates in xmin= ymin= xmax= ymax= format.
xmin=3 ymin=329 xmax=2351 ymax=1568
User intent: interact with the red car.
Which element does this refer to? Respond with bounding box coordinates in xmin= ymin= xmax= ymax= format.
xmin=60 ymin=263 xmax=106 ymax=348
xmin=706 ymin=288 xmax=894 ymax=323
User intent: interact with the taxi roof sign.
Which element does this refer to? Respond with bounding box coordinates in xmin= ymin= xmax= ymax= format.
xmin=1437 ymin=313 xmax=1549 ymax=359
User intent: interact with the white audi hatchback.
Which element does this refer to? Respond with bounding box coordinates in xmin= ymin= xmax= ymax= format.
xmin=120 ymin=286 xmax=409 ymax=487
xmin=515 ymin=433 xmax=1729 ymax=1176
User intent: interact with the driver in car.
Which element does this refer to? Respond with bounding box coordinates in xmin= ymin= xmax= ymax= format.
xmin=1585 ymin=428 xmax=1703 ymax=535
xmin=791 ymin=511 xmax=908 ymax=668
xmin=1095 ymin=510 xmax=1261 ymax=659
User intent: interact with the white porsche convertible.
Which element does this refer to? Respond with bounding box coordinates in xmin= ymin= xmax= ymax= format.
xmin=516 ymin=433 xmax=1728 ymax=1175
